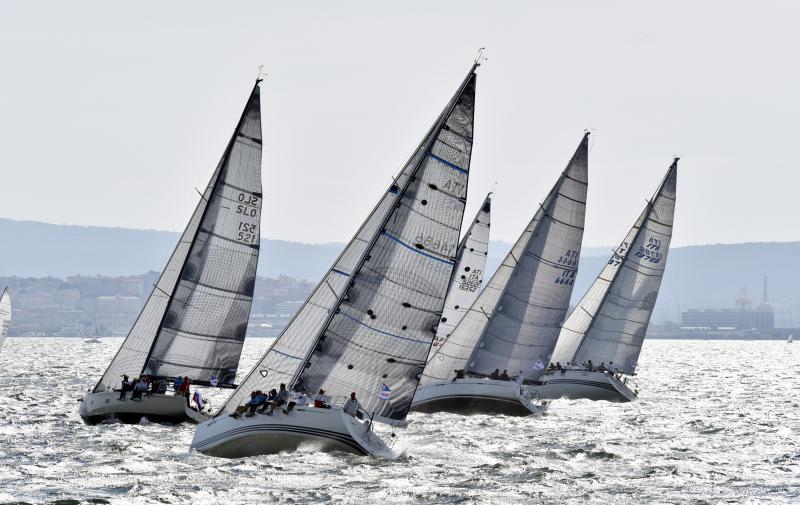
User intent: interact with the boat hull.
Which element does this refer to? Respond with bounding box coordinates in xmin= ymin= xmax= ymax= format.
xmin=79 ymin=391 xmax=209 ymax=424
xmin=191 ymin=405 xmax=393 ymax=458
xmin=411 ymin=378 xmax=548 ymax=416
xmin=539 ymin=370 xmax=637 ymax=402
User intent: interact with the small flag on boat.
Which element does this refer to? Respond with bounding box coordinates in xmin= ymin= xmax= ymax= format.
xmin=379 ymin=383 xmax=392 ymax=401
xmin=209 ymin=375 xmax=218 ymax=387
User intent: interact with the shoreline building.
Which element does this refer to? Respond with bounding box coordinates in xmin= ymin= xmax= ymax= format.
xmin=681 ymin=278 xmax=774 ymax=331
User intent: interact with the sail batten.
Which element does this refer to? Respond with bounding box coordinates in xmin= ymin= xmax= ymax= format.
xmin=93 ymin=82 xmax=262 ymax=392
xmin=423 ymin=135 xmax=589 ymax=383
xmin=220 ymin=67 xmax=478 ymax=420
xmin=550 ymin=160 xmax=678 ymax=374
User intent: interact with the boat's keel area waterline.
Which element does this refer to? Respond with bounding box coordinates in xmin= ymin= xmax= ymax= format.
xmin=191 ymin=405 xmax=396 ymax=458
xmin=412 ymin=378 xmax=549 ymax=416
xmin=79 ymin=390 xmax=210 ymax=425
xmin=539 ymin=370 xmax=638 ymax=402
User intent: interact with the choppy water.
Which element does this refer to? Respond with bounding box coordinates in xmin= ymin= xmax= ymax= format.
xmin=0 ymin=338 xmax=798 ymax=504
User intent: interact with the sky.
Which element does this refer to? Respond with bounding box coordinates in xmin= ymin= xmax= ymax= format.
xmin=1 ymin=1 xmax=798 ymax=247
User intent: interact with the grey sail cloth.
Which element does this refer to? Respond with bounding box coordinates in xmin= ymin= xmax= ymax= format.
xmin=550 ymin=160 xmax=678 ymax=374
xmin=434 ymin=134 xmax=589 ymax=382
xmin=0 ymin=288 xmax=10 ymax=351
xmin=220 ymin=67 xmax=477 ymax=420
xmin=93 ymin=82 xmax=262 ymax=392
xmin=419 ymin=193 xmax=492 ymax=386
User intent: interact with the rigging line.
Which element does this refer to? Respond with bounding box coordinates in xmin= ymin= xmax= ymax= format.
xmin=323 ymin=326 xmax=430 ymax=363
xmin=427 ymin=152 xmax=468 ymax=174
xmin=621 ymin=261 xmax=666 ymax=278
xmin=556 ymin=190 xmax=587 ymax=206
xmin=382 ymin=231 xmax=455 ymax=265
xmin=337 ymin=311 xmax=430 ymax=345
xmin=398 ymin=198 xmax=462 ymax=231
xmin=537 ymin=201 xmax=585 ymax=231
xmin=592 ymin=311 xmax=650 ymax=325
xmin=357 ymin=265 xmax=443 ymax=311
xmin=152 ymin=284 xmax=202 ymax=311
xmin=524 ymin=249 xmax=579 ymax=271
xmin=324 ymin=280 xmax=340 ymax=299
xmin=195 ymin=187 xmax=209 ymax=203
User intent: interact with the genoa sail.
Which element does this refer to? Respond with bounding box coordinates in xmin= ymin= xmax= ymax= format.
xmin=93 ymin=81 xmax=263 ymax=392
xmin=420 ymin=193 xmax=492 ymax=386
xmin=220 ymin=65 xmax=478 ymax=421
xmin=0 ymin=288 xmax=10 ymax=351
xmin=428 ymin=134 xmax=589 ymax=383
xmin=550 ymin=159 xmax=678 ymax=374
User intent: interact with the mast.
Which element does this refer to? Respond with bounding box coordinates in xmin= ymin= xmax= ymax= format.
xmin=140 ymin=79 xmax=262 ymax=378
xmin=454 ymin=133 xmax=589 ymax=381
xmin=555 ymin=158 xmax=678 ymax=372
xmin=93 ymin=80 xmax=263 ymax=392
xmin=220 ymin=64 xmax=479 ymax=420
xmin=288 ymin=65 xmax=478 ymax=390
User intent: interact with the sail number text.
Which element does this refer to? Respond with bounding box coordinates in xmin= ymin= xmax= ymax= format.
xmin=236 ymin=192 xmax=259 ymax=218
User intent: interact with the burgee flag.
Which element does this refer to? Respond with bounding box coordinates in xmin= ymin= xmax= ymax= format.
xmin=379 ymin=383 xmax=392 ymax=401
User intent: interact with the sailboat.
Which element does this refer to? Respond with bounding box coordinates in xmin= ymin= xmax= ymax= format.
xmin=191 ymin=64 xmax=478 ymax=458
xmin=544 ymin=158 xmax=678 ymax=402
xmin=412 ymin=134 xmax=589 ymax=416
xmin=788 ymin=334 xmax=793 ymax=344
xmin=430 ymin=192 xmax=492 ymax=351
xmin=80 ymin=80 xmax=263 ymax=424
xmin=0 ymin=288 xmax=11 ymax=352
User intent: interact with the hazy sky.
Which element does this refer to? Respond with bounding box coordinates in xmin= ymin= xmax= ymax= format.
xmin=1 ymin=1 xmax=798 ymax=247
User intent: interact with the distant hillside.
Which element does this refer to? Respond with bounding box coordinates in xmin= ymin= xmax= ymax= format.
xmin=2 ymin=218 xmax=798 ymax=325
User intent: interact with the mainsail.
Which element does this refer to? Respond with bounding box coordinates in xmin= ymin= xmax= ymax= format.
xmin=420 ymin=193 xmax=492 ymax=386
xmin=220 ymin=65 xmax=478 ymax=420
xmin=93 ymin=81 xmax=263 ymax=392
xmin=550 ymin=159 xmax=678 ymax=374
xmin=0 ymin=288 xmax=10 ymax=351
xmin=427 ymin=134 xmax=589 ymax=382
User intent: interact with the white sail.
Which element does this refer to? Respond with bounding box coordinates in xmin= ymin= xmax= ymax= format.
xmin=94 ymin=81 xmax=263 ymax=392
xmin=420 ymin=193 xmax=492 ymax=386
xmin=221 ymin=66 xmax=479 ymax=421
xmin=428 ymin=134 xmax=589 ymax=382
xmin=0 ymin=288 xmax=10 ymax=351
xmin=550 ymin=159 xmax=678 ymax=374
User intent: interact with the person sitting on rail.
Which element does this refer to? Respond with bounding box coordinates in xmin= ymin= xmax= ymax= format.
xmin=245 ymin=390 xmax=267 ymax=417
xmin=230 ymin=391 xmax=258 ymax=418
xmin=489 ymin=369 xmax=500 ymax=380
xmin=499 ymin=369 xmax=510 ymax=381
xmin=452 ymin=369 xmax=465 ymax=381
xmin=343 ymin=391 xmax=360 ymax=418
xmin=256 ymin=388 xmax=278 ymax=415
xmin=313 ymin=389 xmax=330 ymax=409
xmin=276 ymin=383 xmax=289 ymax=409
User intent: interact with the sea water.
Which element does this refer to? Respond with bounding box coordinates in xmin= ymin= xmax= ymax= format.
xmin=0 ymin=338 xmax=797 ymax=504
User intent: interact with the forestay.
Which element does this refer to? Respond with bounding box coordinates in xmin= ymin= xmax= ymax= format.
xmin=220 ymin=66 xmax=478 ymax=420
xmin=550 ymin=159 xmax=678 ymax=374
xmin=93 ymin=82 xmax=262 ymax=392
xmin=419 ymin=193 xmax=492 ymax=386
xmin=436 ymin=134 xmax=589 ymax=382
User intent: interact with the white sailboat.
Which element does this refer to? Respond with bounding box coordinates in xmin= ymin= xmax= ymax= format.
xmin=0 ymin=288 xmax=11 ymax=352
xmin=544 ymin=159 xmax=679 ymax=402
xmin=191 ymin=64 xmax=479 ymax=458
xmin=80 ymin=80 xmax=264 ymax=424
xmin=412 ymin=133 xmax=589 ymax=416
xmin=788 ymin=334 xmax=793 ymax=343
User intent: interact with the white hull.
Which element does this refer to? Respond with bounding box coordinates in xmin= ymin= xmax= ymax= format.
xmin=539 ymin=370 xmax=637 ymax=402
xmin=411 ymin=378 xmax=549 ymax=416
xmin=79 ymin=391 xmax=210 ymax=424
xmin=191 ymin=405 xmax=394 ymax=458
